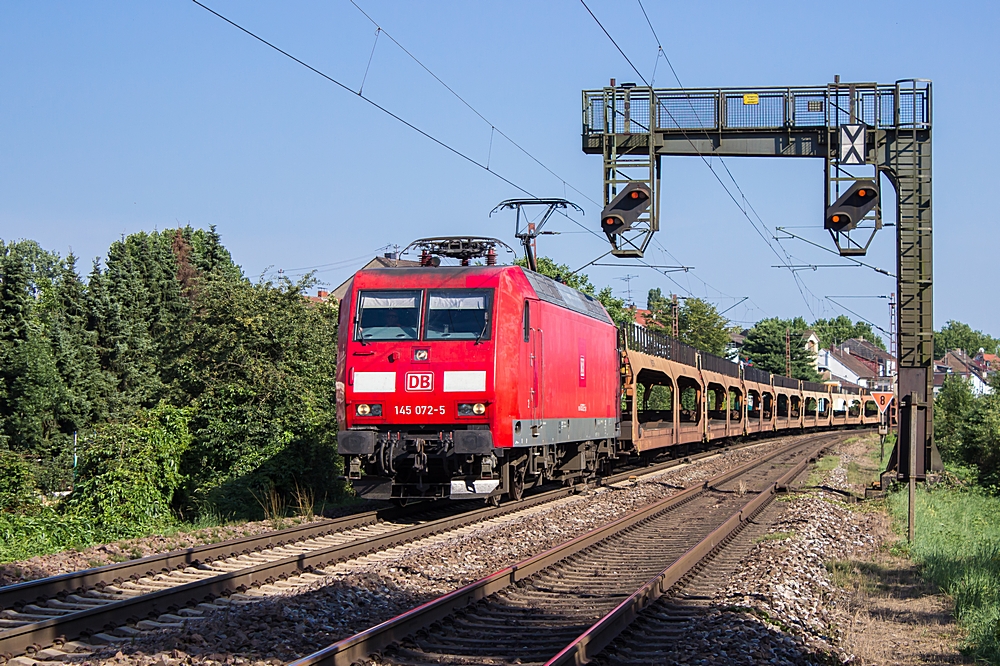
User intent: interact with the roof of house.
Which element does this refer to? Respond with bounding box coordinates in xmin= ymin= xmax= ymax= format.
xmin=824 ymin=346 xmax=877 ymax=380
xmin=937 ymin=349 xmax=989 ymax=384
xmin=839 ymin=338 xmax=894 ymax=363
xmin=632 ymin=308 xmax=651 ymax=327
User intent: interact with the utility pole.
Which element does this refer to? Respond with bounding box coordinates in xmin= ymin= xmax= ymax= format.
xmin=785 ymin=328 xmax=792 ymax=377
xmin=671 ymin=293 xmax=680 ymax=339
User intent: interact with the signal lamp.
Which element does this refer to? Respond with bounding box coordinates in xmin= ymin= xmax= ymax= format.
xmin=414 ymin=349 xmax=429 ymax=361
xmin=825 ymin=179 xmax=878 ymax=232
xmin=473 ymin=403 xmax=486 ymax=415
xmin=600 ymin=182 xmax=652 ymax=238
xmin=356 ymin=404 xmax=382 ymax=416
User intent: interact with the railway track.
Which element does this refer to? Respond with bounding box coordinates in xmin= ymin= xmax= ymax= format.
xmin=288 ymin=431 xmax=840 ymax=666
xmin=0 ymin=434 xmax=793 ymax=661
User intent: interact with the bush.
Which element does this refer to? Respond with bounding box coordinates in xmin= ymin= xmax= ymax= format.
xmin=0 ymin=508 xmax=98 ymax=563
xmin=933 ymin=375 xmax=1000 ymax=491
xmin=66 ymin=404 xmax=190 ymax=537
xmin=0 ymin=450 xmax=36 ymax=512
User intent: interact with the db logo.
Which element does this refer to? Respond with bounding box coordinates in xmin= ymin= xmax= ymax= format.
xmin=405 ymin=372 xmax=433 ymax=392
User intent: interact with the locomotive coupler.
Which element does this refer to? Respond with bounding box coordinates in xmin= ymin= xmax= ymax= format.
xmin=480 ymin=454 xmax=497 ymax=479
xmin=412 ymin=439 xmax=428 ymax=473
xmin=348 ymin=456 xmax=362 ymax=480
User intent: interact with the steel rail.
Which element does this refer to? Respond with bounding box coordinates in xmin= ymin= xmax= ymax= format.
xmin=287 ymin=432 xmax=840 ymax=666
xmin=0 ymin=513 xmax=387 ymax=612
xmin=0 ymin=484 xmax=576 ymax=658
xmin=0 ymin=431 xmax=844 ymax=660
xmin=0 ymin=430 xmax=783 ymax=613
xmin=544 ymin=436 xmax=826 ymax=665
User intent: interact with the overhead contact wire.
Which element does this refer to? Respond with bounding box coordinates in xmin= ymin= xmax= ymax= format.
xmin=586 ymin=0 xmax=823 ymax=315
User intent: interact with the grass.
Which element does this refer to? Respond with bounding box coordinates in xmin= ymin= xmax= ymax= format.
xmin=807 ymin=454 xmax=841 ymax=486
xmin=889 ymin=481 xmax=1000 ymax=663
xmin=756 ymin=530 xmax=795 ymax=543
xmin=0 ymin=487 xmax=328 ymax=565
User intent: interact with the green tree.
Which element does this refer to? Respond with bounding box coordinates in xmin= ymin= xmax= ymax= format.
xmin=741 ymin=317 xmax=820 ymax=381
xmin=811 ymin=315 xmax=886 ymax=350
xmin=0 ymin=450 xmax=36 ymax=513
xmin=644 ymin=288 xmax=673 ymax=330
xmin=678 ymin=298 xmax=731 ymax=356
xmin=173 ymin=272 xmax=343 ymax=516
xmin=645 ymin=292 xmax=731 ymax=356
xmin=935 ymin=320 xmax=1000 ymax=359
xmin=0 ymin=241 xmax=67 ymax=490
xmin=934 ymin=374 xmax=976 ymax=463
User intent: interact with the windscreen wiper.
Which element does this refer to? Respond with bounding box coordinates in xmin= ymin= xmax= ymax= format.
xmin=474 ymin=317 xmax=489 ymax=345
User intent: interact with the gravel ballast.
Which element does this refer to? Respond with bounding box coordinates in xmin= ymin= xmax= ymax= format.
xmin=44 ymin=437 xmax=817 ymax=666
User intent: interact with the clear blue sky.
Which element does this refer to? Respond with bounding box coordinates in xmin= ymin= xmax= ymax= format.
xmin=1 ymin=1 xmax=996 ymax=341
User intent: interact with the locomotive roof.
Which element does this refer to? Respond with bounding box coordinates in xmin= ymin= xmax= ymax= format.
xmin=351 ymin=265 xmax=612 ymax=324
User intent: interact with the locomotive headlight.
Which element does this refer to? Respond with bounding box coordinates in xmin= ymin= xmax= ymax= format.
xmin=458 ymin=403 xmax=487 ymax=416
xmin=414 ymin=349 xmax=429 ymax=361
xmin=356 ymin=404 xmax=382 ymax=416
xmin=473 ymin=402 xmax=486 ymax=415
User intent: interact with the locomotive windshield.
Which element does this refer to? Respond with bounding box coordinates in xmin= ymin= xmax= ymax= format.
xmin=424 ymin=289 xmax=493 ymax=341
xmin=355 ymin=290 xmax=422 ymax=340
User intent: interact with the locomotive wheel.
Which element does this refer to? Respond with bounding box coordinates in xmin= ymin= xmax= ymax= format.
xmin=509 ymin=461 xmax=527 ymax=502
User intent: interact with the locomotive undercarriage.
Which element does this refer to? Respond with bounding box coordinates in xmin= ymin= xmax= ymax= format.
xmin=344 ymin=427 xmax=616 ymax=502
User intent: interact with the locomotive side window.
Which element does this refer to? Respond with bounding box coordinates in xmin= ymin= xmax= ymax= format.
xmin=355 ymin=290 xmax=422 ymax=341
xmin=424 ymin=289 xmax=493 ymax=340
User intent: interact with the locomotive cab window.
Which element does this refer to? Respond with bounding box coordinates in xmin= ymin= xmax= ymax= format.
xmin=355 ymin=290 xmax=422 ymax=341
xmin=424 ymin=289 xmax=493 ymax=340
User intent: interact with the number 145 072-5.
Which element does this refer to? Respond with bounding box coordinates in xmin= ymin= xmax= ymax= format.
xmin=394 ymin=405 xmax=446 ymax=416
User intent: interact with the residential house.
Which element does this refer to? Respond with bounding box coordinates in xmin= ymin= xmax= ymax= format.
xmin=934 ymin=349 xmax=992 ymax=396
xmin=974 ymin=349 xmax=999 ymax=375
xmin=817 ymin=346 xmax=878 ymax=388
xmin=838 ymin=338 xmax=896 ymax=378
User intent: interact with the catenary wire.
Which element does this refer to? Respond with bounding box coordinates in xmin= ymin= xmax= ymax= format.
xmin=191 ymin=0 xmax=737 ymax=308
xmin=584 ymin=0 xmax=823 ymax=315
xmin=348 ymin=0 xmax=602 ymax=209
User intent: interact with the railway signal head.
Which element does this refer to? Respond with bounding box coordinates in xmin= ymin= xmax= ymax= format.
xmin=825 ymin=180 xmax=878 ymax=232
xmin=601 ymin=183 xmax=651 ymax=238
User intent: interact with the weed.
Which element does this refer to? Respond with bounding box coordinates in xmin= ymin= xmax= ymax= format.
xmin=756 ymin=530 xmax=794 ymax=543
xmin=251 ymin=483 xmax=287 ymax=531
xmin=807 ymin=454 xmax=841 ymax=486
xmin=293 ymin=482 xmax=315 ymax=520
xmin=890 ymin=485 xmax=1000 ymax=662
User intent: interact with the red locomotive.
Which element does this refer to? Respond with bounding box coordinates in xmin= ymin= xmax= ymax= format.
xmin=337 ymin=237 xmax=880 ymax=502
xmin=336 ymin=238 xmax=619 ymax=501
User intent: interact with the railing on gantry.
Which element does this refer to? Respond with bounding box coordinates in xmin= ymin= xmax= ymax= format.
xmin=583 ymin=82 xmax=931 ymax=136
